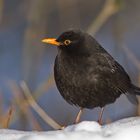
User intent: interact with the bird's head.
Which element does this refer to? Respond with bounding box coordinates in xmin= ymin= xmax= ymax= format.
xmin=42 ymin=30 xmax=88 ymax=53
xmin=42 ymin=29 xmax=100 ymax=55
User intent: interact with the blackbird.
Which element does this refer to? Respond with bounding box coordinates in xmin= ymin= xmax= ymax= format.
xmin=42 ymin=29 xmax=140 ymax=124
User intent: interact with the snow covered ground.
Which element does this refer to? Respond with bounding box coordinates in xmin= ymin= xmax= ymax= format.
xmin=1 ymin=117 xmax=140 ymax=140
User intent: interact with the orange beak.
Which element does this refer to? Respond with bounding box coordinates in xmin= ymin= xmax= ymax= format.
xmin=42 ymin=38 xmax=61 ymax=46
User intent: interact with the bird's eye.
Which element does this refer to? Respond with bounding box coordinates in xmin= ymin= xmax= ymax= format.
xmin=64 ymin=40 xmax=71 ymax=46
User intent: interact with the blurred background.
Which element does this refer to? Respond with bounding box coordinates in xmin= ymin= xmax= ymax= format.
xmin=0 ymin=0 xmax=140 ymax=131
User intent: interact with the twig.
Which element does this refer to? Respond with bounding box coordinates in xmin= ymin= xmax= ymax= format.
xmin=0 ymin=0 xmax=3 ymax=22
xmin=6 ymin=106 xmax=13 ymax=128
xmin=87 ymin=0 xmax=120 ymax=35
xmin=34 ymin=74 xmax=55 ymax=99
xmin=9 ymin=81 xmax=43 ymax=130
xmin=3 ymin=106 xmax=13 ymax=128
xmin=20 ymin=81 xmax=63 ymax=130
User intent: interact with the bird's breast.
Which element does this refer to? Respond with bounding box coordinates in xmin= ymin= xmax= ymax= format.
xmin=55 ymin=54 xmax=92 ymax=86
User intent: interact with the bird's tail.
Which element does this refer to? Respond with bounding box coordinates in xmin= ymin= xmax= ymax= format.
xmin=126 ymin=85 xmax=140 ymax=105
xmin=131 ymin=84 xmax=140 ymax=95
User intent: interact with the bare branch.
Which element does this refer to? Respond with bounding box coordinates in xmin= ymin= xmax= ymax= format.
xmin=34 ymin=74 xmax=55 ymax=99
xmin=20 ymin=81 xmax=63 ymax=130
xmin=0 ymin=0 xmax=3 ymax=22
xmin=3 ymin=106 xmax=13 ymax=128
xmin=9 ymin=81 xmax=43 ymax=130
xmin=87 ymin=0 xmax=120 ymax=35
xmin=5 ymin=106 xmax=13 ymax=128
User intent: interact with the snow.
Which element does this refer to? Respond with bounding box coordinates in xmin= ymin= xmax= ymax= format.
xmin=1 ymin=117 xmax=140 ymax=140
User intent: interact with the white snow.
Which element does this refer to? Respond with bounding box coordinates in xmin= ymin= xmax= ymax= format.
xmin=1 ymin=117 xmax=140 ymax=140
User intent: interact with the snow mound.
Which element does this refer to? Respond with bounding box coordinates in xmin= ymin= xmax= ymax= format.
xmin=1 ymin=117 xmax=140 ymax=140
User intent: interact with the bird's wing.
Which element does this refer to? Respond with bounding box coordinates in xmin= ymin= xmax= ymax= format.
xmin=97 ymin=52 xmax=139 ymax=105
xmin=90 ymin=52 xmax=131 ymax=93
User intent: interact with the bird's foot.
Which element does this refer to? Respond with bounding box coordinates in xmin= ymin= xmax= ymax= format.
xmin=59 ymin=125 xmax=66 ymax=130
xmin=97 ymin=107 xmax=104 ymax=125
xmin=97 ymin=119 xmax=103 ymax=125
xmin=74 ymin=108 xmax=83 ymax=124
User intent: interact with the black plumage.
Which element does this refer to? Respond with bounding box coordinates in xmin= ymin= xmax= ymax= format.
xmin=43 ymin=29 xmax=140 ymax=110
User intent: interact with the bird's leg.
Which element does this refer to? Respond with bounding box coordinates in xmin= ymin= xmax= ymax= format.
xmin=98 ymin=107 xmax=104 ymax=125
xmin=74 ymin=108 xmax=83 ymax=124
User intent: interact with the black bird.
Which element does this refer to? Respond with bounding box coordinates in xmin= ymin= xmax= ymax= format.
xmin=42 ymin=30 xmax=140 ymax=124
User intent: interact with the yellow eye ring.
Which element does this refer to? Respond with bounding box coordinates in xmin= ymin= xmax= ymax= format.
xmin=64 ymin=40 xmax=71 ymax=45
